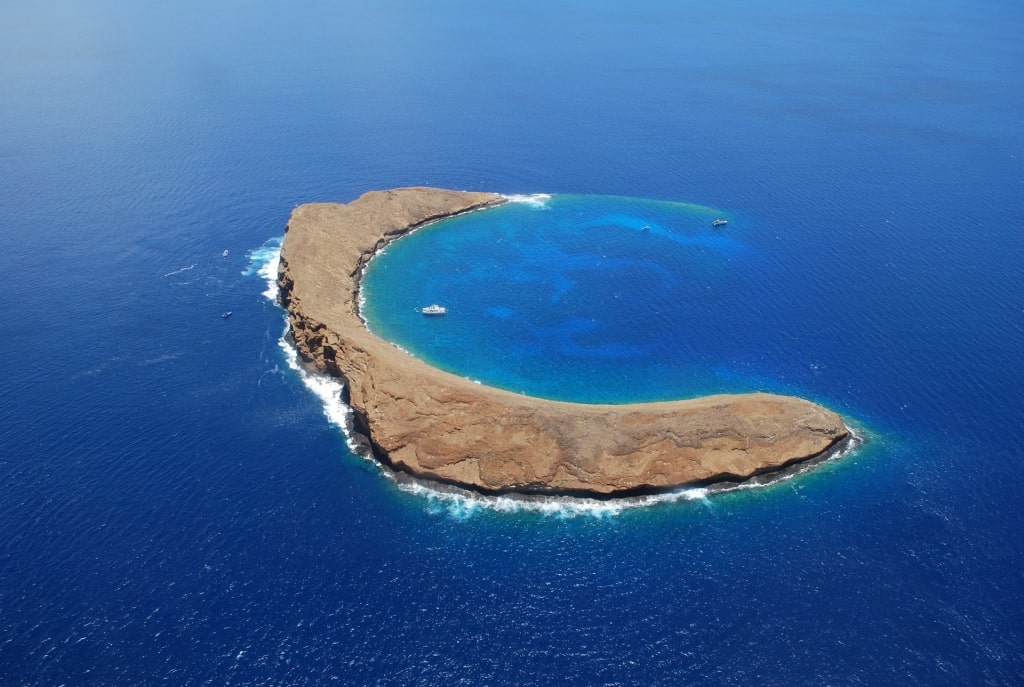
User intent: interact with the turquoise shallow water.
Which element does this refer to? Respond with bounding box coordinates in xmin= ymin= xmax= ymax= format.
xmin=363 ymin=194 xmax=764 ymax=403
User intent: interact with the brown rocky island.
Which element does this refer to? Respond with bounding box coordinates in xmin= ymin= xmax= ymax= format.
xmin=277 ymin=187 xmax=850 ymax=498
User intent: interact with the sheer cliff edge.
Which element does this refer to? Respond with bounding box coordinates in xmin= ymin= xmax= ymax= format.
xmin=277 ymin=187 xmax=850 ymax=497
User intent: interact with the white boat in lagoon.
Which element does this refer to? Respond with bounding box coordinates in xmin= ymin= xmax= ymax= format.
xmin=712 ymin=219 xmax=728 ymax=227
xmin=421 ymin=304 xmax=447 ymax=315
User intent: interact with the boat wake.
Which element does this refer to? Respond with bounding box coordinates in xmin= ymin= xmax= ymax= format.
xmin=162 ymin=264 xmax=195 ymax=278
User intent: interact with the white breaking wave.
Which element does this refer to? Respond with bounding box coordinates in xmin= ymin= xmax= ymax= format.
xmin=502 ymin=193 xmax=552 ymax=208
xmin=397 ymin=480 xmax=713 ymax=520
xmin=243 ymin=237 xmax=283 ymax=301
xmin=275 ymin=320 xmax=374 ymax=458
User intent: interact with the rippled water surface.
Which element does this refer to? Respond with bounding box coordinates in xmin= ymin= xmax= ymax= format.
xmin=1 ymin=0 xmax=1023 ymax=685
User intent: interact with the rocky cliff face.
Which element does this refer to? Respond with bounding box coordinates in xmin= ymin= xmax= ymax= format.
xmin=278 ymin=187 xmax=850 ymax=496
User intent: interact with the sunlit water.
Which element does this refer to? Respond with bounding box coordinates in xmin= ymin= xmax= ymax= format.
xmin=2 ymin=0 xmax=1022 ymax=685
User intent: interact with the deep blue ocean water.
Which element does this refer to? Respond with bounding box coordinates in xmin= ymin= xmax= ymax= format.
xmin=2 ymin=0 xmax=1023 ymax=685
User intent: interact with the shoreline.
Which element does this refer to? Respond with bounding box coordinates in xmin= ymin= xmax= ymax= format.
xmin=271 ymin=308 xmax=861 ymax=512
xmin=276 ymin=187 xmax=852 ymax=498
xmin=352 ymin=198 xmax=506 ymax=336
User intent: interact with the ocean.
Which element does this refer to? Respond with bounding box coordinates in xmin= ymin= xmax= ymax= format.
xmin=1 ymin=0 xmax=1022 ymax=684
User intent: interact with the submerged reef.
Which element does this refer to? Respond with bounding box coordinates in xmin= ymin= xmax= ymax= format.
xmin=277 ymin=187 xmax=849 ymax=497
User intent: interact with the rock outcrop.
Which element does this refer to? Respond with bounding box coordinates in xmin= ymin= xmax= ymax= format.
xmin=277 ymin=187 xmax=849 ymax=497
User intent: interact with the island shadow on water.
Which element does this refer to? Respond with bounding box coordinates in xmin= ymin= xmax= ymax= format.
xmin=270 ymin=187 xmax=855 ymax=504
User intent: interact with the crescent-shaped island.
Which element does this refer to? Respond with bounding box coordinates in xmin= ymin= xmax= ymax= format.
xmin=277 ymin=187 xmax=851 ymax=498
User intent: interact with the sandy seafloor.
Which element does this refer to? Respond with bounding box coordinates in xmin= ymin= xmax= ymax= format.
xmin=1 ymin=0 xmax=1022 ymax=685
